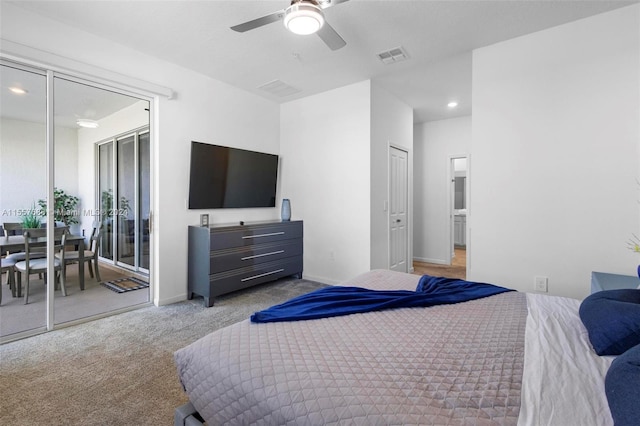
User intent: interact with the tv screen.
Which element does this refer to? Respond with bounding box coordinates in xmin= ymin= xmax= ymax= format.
xmin=188 ymin=141 xmax=278 ymax=209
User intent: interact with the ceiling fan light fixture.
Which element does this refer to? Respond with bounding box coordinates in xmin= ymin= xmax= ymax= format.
xmin=284 ymin=2 xmax=325 ymax=35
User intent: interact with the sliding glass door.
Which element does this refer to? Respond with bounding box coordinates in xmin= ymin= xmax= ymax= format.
xmin=138 ymin=131 xmax=150 ymax=271
xmin=99 ymin=128 xmax=149 ymax=274
xmin=98 ymin=142 xmax=114 ymax=260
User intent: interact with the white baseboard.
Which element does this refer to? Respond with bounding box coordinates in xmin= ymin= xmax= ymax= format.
xmin=156 ymin=293 xmax=188 ymax=306
xmin=413 ymin=257 xmax=448 ymax=265
xmin=302 ymin=273 xmax=341 ymax=286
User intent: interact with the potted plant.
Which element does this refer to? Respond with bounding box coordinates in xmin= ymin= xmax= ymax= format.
xmin=37 ymin=187 xmax=80 ymax=226
xmin=21 ymin=202 xmax=41 ymax=229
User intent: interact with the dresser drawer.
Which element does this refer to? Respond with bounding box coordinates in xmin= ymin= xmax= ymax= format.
xmin=209 ymin=256 xmax=303 ymax=298
xmin=209 ymin=221 xmax=303 ymax=250
xmin=209 ymin=239 xmax=302 ymax=273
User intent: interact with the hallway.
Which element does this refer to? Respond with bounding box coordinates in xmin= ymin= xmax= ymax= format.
xmin=413 ymin=248 xmax=466 ymax=279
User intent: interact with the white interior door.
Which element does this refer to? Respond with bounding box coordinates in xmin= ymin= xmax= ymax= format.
xmin=389 ymin=147 xmax=408 ymax=272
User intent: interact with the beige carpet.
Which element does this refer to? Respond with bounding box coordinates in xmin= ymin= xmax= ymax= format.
xmin=0 ymin=278 xmax=327 ymax=425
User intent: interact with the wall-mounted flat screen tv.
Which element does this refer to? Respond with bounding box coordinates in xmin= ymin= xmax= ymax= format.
xmin=188 ymin=141 xmax=278 ymax=209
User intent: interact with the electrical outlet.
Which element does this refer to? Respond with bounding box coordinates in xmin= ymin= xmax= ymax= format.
xmin=534 ymin=276 xmax=548 ymax=292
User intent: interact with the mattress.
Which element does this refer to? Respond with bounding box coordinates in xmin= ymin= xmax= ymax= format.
xmin=174 ymin=269 xmax=614 ymax=425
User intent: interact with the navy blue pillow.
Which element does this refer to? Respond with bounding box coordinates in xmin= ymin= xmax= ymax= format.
xmin=579 ymin=289 xmax=640 ymax=356
xmin=605 ymin=343 xmax=640 ymax=426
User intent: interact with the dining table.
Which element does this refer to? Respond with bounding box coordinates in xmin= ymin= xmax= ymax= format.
xmin=0 ymin=233 xmax=86 ymax=302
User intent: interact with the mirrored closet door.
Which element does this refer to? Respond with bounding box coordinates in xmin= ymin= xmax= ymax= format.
xmin=0 ymin=60 xmax=153 ymax=341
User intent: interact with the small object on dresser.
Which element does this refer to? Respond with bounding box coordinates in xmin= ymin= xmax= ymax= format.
xmin=200 ymin=214 xmax=209 ymax=227
xmin=281 ymin=198 xmax=291 ymax=221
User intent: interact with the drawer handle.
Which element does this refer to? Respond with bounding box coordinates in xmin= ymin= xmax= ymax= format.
xmin=242 ymin=232 xmax=285 ymax=239
xmin=241 ymin=250 xmax=285 ymax=261
xmin=241 ymin=269 xmax=285 ymax=282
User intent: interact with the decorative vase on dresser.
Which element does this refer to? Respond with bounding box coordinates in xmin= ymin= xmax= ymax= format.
xmin=281 ymin=198 xmax=291 ymax=221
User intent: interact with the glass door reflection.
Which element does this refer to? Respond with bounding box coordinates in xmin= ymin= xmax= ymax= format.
xmin=138 ymin=131 xmax=150 ymax=271
xmin=112 ymin=130 xmax=149 ymax=273
xmin=0 ymin=60 xmax=152 ymax=341
xmin=117 ymin=134 xmax=135 ymax=268
xmin=0 ymin=62 xmax=48 ymax=338
xmin=98 ymin=141 xmax=114 ymax=260
xmin=53 ymin=76 xmax=150 ymax=327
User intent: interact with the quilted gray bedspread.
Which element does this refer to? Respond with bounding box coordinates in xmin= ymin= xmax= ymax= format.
xmin=175 ymin=270 xmax=527 ymax=425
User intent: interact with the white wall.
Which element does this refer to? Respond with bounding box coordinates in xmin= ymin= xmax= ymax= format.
xmin=280 ymin=81 xmax=372 ymax=284
xmin=414 ymin=116 xmax=471 ymax=264
xmin=279 ymin=81 xmax=413 ymax=284
xmin=471 ymin=5 xmax=640 ymax=299
xmin=370 ymin=83 xmax=414 ymax=271
xmin=0 ymin=118 xmax=78 ymax=226
xmin=156 ymin=72 xmax=279 ymax=304
xmin=1 ymin=3 xmax=280 ymax=305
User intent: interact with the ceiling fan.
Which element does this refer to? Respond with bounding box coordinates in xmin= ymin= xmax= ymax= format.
xmin=231 ymin=0 xmax=350 ymax=51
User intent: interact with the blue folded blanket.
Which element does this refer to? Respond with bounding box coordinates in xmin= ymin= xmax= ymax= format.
xmin=250 ymin=275 xmax=514 ymax=323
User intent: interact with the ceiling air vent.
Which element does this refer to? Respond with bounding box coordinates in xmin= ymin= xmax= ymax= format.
xmin=258 ymin=79 xmax=301 ymax=98
xmin=376 ymin=46 xmax=409 ymax=65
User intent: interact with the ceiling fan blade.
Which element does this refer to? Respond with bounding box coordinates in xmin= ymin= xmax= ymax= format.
xmin=317 ymin=22 xmax=346 ymax=50
xmin=231 ymin=9 xmax=285 ymax=33
xmin=318 ymin=0 xmax=350 ymax=9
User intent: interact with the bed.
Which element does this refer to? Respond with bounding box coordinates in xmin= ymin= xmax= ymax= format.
xmin=174 ymin=269 xmax=635 ymax=425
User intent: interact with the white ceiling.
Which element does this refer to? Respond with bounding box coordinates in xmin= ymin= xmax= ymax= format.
xmin=5 ymin=0 xmax=638 ymax=123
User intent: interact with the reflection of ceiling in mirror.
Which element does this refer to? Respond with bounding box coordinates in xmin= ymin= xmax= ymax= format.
xmin=1 ymin=65 xmax=142 ymax=128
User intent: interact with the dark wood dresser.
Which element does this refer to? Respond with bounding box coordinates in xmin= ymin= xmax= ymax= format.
xmin=188 ymin=220 xmax=303 ymax=307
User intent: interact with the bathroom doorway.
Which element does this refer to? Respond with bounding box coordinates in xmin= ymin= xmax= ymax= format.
xmin=450 ymin=156 xmax=468 ymax=272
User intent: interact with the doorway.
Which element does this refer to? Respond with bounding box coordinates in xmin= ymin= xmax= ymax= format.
xmin=389 ymin=146 xmax=409 ymax=273
xmin=450 ymin=156 xmax=468 ymax=274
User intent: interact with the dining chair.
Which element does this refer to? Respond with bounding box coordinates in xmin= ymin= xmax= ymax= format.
xmin=14 ymin=227 xmax=68 ymax=304
xmin=1 ymin=255 xmax=17 ymax=302
xmin=3 ymin=223 xmax=29 ymax=299
xmin=2 ymin=222 xmax=22 ymax=237
xmin=3 ymin=222 xmax=47 ymax=261
xmin=58 ymin=222 xmax=102 ymax=283
xmin=4 ymin=222 xmax=50 ymax=287
xmin=1 ymin=256 xmax=16 ymax=306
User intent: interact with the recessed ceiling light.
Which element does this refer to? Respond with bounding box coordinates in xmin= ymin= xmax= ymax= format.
xmin=77 ymin=119 xmax=99 ymax=129
xmin=447 ymin=101 xmax=458 ymax=108
xmin=9 ymin=87 xmax=28 ymax=95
